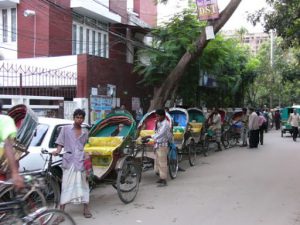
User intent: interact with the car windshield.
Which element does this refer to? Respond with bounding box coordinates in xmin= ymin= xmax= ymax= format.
xmin=29 ymin=124 xmax=49 ymax=147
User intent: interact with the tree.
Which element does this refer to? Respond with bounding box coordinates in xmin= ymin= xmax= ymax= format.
xmin=135 ymin=9 xmax=251 ymax=109
xmin=249 ymin=0 xmax=300 ymax=47
xmin=147 ymin=0 xmax=242 ymax=111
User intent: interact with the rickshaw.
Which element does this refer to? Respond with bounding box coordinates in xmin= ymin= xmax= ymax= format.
xmin=84 ymin=109 xmax=140 ymax=204
xmin=222 ymin=109 xmax=243 ymax=148
xmin=168 ymin=107 xmax=198 ymax=166
xmin=135 ymin=110 xmax=178 ymax=179
xmin=280 ymin=105 xmax=300 ymax=137
xmin=201 ymin=108 xmax=227 ymax=154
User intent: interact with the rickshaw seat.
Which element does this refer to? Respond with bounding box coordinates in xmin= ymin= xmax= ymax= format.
xmin=139 ymin=130 xmax=155 ymax=137
xmin=173 ymin=126 xmax=185 ymax=140
xmin=84 ymin=137 xmax=123 ymax=156
xmin=189 ymin=122 xmax=202 ymax=133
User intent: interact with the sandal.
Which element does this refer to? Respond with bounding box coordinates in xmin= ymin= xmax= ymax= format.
xmin=83 ymin=210 xmax=92 ymax=218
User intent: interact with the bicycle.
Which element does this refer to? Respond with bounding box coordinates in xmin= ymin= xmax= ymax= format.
xmin=20 ymin=149 xmax=64 ymax=209
xmin=0 ymin=175 xmax=46 ymax=215
xmin=0 ymin=179 xmax=75 ymax=225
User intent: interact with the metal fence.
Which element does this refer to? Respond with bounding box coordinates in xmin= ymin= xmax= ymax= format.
xmin=0 ymin=62 xmax=77 ymax=99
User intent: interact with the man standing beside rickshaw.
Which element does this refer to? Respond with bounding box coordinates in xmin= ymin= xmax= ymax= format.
xmin=240 ymin=108 xmax=248 ymax=147
xmin=208 ymin=108 xmax=222 ymax=152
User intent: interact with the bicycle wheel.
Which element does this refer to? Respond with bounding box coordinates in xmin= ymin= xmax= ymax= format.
xmin=23 ymin=189 xmax=46 ymax=214
xmin=203 ymin=136 xmax=209 ymax=156
xmin=168 ymin=149 xmax=178 ymax=179
xmin=29 ymin=208 xmax=76 ymax=225
xmin=116 ymin=160 xmax=140 ymax=204
xmin=221 ymin=131 xmax=230 ymax=149
xmin=42 ymin=175 xmax=60 ymax=209
xmin=0 ymin=185 xmax=46 ymax=214
xmin=188 ymin=140 xmax=197 ymax=166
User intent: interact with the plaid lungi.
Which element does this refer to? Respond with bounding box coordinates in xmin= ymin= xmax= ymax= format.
xmin=154 ymin=146 xmax=169 ymax=180
xmin=60 ymin=164 xmax=90 ymax=205
xmin=215 ymin=128 xmax=221 ymax=142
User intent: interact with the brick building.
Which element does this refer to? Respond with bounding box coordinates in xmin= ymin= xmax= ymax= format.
xmin=0 ymin=0 xmax=157 ymax=119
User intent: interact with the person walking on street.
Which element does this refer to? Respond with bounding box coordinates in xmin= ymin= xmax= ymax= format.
xmin=0 ymin=101 xmax=24 ymax=189
xmin=257 ymin=111 xmax=267 ymax=145
xmin=240 ymin=108 xmax=248 ymax=147
xmin=248 ymin=107 xmax=260 ymax=148
xmin=52 ymin=109 xmax=92 ymax=218
xmin=274 ymin=110 xmax=281 ymax=130
xmin=288 ymin=109 xmax=300 ymax=142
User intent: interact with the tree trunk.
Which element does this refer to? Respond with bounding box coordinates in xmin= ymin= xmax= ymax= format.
xmin=148 ymin=0 xmax=242 ymax=111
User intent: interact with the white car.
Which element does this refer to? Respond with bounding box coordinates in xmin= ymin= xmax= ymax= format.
xmin=19 ymin=117 xmax=81 ymax=172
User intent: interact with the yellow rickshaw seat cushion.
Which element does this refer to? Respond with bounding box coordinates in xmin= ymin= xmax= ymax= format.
xmin=84 ymin=137 xmax=123 ymax=155
xmin=140 ymin=130 xmax=155 ymax=137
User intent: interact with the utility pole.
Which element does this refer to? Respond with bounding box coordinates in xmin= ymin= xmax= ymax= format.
xmin=270 ymin=30 xmax=274 ymax=109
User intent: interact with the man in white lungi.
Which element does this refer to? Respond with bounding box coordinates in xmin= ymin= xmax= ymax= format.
xmin=53 ymin=109 xmax=92 ymax=218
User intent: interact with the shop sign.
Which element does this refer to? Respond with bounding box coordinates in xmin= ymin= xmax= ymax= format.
xmin=196 ymin=0 xmax=220 ymax=21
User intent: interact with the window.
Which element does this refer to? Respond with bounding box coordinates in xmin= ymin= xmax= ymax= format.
xmin=79 ymin=26 xmax=83 ymax=53
xmin=98 ymin=32 xmax=102 ymax=56
xmin=92 ymin=30 xmax=95 ymax=55
xmin=2 ymin=9 xmax=8 ymax=42
xmin=11 ymin=8 xmax=16 ymax=42
xmin=72 ymin=18 xmax=109 ymax=57
xmin=72 ymin=24 xmax=77 ymax=55
xmin=103 ymin=34 xmax=107 ymax=58
xmin=30 ymin=124 xmax=49 ymax=147
xmin=86 ymin=29 xmax=90 ymax=54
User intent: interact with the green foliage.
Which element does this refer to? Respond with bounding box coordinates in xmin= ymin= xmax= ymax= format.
xmin=249 ymin=0 xmax=300 ymax=47
xmin=134 ymin=9 xmax=259 ymax=107
xmin=246 ymin=36 xmax=300 ymax=107
xmin=134 ymin=10 xmax=204 ymax=85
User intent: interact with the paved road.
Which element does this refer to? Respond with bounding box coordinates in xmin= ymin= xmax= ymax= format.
xmin=68 ymin=130 xmax=300 ymax=225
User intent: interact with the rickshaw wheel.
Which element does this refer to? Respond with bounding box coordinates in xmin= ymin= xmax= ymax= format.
xmin=203 ymin=136 xmax=209 ymax=156
xmin=168 ymin=149 xmax=178 ymax=179
xmin=221 ymin=131 xmax=230 ymax=149
xmin=188 ymin=140 xmax=197 ymax=166
xmin=116 ymin=160 xmax=141 ymax=204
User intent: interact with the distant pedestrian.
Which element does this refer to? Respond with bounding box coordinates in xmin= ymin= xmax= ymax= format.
xmin=248 ymin=107 xmax=260 ymax=148
xmin=274 ymin=110 xmax=281 ymax=130
xmin=208 ymin=108 xmax=222 ymax=152
xmin=257 ymin=111 xmax=267 ymax=145
xmin=240 ymin=107 xmax=248 ymax=147
xmin=288 ymin=109 xmax=300 ymax=141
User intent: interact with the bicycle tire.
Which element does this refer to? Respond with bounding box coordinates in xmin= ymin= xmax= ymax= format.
xmin=0 ymin=185 xmax=46 ymax=214
xmin=188 ymin=140 xmax=197 ymax=166
xmin=28 ymin=208 xmax=76 ymax=225
xmin=168 ymin=149 xmax=178 ymax=179
xmin=42 ymin=175 xmax=60 ymax=209
xmin=116 ymin=160 xmax=140 ymax=204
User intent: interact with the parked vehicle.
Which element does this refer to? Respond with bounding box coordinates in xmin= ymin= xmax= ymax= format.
xmin=19 ymin=117 xmax=75 ymax=172
xmin=135 ymin=110 xmax=178 ymax=178
xmin=201 ymin=109 xmax=227 ymax=154
xmin=169 ymin=107 xmax=198 ymax=166
xmin=280 ymin=106 xmax=300 ymax=137
xmin=84 ymin=109 xmax=140 ymax=204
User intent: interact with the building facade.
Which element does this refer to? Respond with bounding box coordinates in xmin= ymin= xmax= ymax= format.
xmin=0 ymin=0 xmax=157 ymax=119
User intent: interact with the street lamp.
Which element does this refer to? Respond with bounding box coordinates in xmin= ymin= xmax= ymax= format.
xmin=24 ymin=9 xmax=36 ymax=57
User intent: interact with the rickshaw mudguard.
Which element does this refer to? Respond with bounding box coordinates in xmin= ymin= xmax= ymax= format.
xmin=115 ymin=155 xmax=135 ymax=171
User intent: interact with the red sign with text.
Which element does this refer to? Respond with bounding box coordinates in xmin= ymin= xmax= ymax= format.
xmin=196 ymin=0 xmax=220 ymax=21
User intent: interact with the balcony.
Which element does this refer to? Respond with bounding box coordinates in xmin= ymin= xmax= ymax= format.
xmin=70 ymin=0 xmax=121 ymax=23
xmin=0 ymin=0 xmax=19 ymax=7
